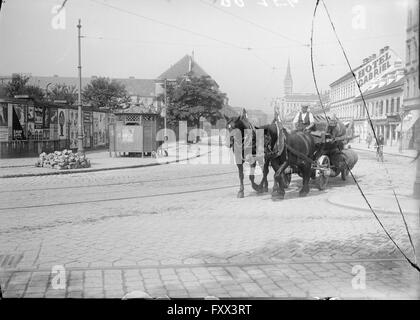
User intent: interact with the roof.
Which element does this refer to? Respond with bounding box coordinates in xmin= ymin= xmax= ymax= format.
xmin=26 ymin=76 xmax=156 ymax=97
xmin=112 ymin=78 xmax=155 ymax=96
xmin=158 ymin=55 xmax=210 ymax=80
xmin=283 ymin=93 xmax=325 ymax=102
xmin=353 ymin=70 xmax=405 ymax=101
xmin=114 ymin=104 xmax=159 ymax=114
xmin=329 ymin=63 xmax=364 ymax=87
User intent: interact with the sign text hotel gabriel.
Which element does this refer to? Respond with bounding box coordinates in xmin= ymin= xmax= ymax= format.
xmin=357 ymin=50 xmax=392 ymax=86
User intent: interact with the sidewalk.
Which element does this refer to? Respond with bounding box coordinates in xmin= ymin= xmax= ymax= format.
xmin=349 ymin=142 xmax=417 ymax=159
xmin=0 ymin=137 xmax=220 ymax=178
xmin=328 ymin=192 xmax=419 ymax=215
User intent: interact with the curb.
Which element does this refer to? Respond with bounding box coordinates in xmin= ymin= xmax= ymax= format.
xmin=327 ymin=195 xmax=418 ymax=215
xmin=0 ymin=149 xmax=212 ymax=179
xmin=351 ymin=146 xmax=417 ymax=160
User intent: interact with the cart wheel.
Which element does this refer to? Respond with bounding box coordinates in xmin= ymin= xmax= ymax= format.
xmin=283 ymin=172 xmax=292 ymax=188
xmin=315 ymin=155 xmax=330 ymax=190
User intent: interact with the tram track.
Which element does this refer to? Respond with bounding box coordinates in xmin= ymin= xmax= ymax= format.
xmin=0 ymin=183 xmax=243 ymax=211
xmin=0 ymin=170 xmax=237 ymax=193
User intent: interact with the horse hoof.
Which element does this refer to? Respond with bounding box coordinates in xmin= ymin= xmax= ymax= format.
xmin=263 ymin=187 xmax=269 ymax=193
xmin=237 ymin=191 xmax=244 ymax=198
xmin=299 ymin=191 xmax=308 ymax=197
xmin=271 ymin=193 xmax=284 ymax=200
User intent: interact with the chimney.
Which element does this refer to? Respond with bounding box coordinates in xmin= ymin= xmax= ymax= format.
xmin=371 ymin=54 xmax=377 ymax=60
xmin=363 ymin=58 xmax=369 ymax=64
xmin=394 ymin=60 xmax=403 ymax=68
xmin=53 ymin=74 xmax=58 ymax=77
xmin=380 ymin=48 xmax=384 ymax=55
xmin=129 ymin=76 xmax=135 ymax=79
xmin=384 ymin=46 xmax=389 ymax=51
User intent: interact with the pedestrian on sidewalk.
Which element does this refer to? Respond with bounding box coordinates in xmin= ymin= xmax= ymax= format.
xmin=366 ymin=132 xmax=372 ymax=149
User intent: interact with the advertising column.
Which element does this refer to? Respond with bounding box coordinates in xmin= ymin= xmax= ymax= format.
xmin=58 ymin=108 xmax=68 ymax=140
xmin=0 ymin=102 xmax=8 ymax=141
xmin=42 ymin=106 xmax=50 ymax=140
xmin=83 ymin=111 xmax=92 ymax=148
xmin=11 ymin=103 xmax=26 ymax=140
xmin=27 ymin=104 xmax=34 ymax=140
xmin=50 ymin=108 xmax=59 ymax=140
xmin=34 ymin=105 xmax=43 ymax=140
xmin=69 ymin=109 xmax=78 ymax=149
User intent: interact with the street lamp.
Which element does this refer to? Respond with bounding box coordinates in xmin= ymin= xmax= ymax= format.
xmin=399 ymin=110 xmax=405 ymax=153
xmin=77 ymin=19 xmax=84 ymax=154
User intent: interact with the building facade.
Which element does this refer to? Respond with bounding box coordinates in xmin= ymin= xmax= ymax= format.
xmin=353 ymin=69 xmax=405 ymax=146
xmin=404 ymin=0 xmax=420 ymax=198
xmin=328 ymin=46 xmax=406 ymax=146
xmin=402 ymin=0 xmax=419 ymax=147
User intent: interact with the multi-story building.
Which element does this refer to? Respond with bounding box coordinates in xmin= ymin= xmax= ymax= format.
xmin=402 ymin=0 xmax=419 ymax=148
xmin=353 ymin=67 xmax=405 ymax=146
xmin=403 ymin=0 xmax=419 ymax=197
xmin=328 ymin=46 xmax=403 ymax=145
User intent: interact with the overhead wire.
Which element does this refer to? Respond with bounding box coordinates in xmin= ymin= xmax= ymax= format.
xmin=89 ymin=0 xmax=249 ymax=50
xmin=197 ymin=0 xmax=307 ymax=46
xmin=311 ymin=0 xmax=419 ymax=272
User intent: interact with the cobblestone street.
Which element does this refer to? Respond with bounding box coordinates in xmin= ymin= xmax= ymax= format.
xmin=1 ymin=147 xmax=419 ymax=299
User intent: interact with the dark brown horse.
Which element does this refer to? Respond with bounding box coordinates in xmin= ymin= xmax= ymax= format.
xmin=261 ymin=122 xmax=317 ymax=199
xmin=224 ymin=109 xmax=270 ymax=198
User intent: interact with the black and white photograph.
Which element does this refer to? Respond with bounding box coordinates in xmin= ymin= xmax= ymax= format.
xmin=0 ymin=0 xmax=419 ymax=307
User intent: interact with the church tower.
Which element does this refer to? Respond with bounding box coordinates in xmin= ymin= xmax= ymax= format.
xmin=284 ymin=58 xmax=293 ymax=95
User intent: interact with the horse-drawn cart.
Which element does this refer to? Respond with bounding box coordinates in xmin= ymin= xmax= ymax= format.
xmin=282 ymin=131 xmax=359 ymax=191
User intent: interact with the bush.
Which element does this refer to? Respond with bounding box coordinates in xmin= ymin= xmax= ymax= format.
xmin=35 ymin=149 xmax=91 ymax=170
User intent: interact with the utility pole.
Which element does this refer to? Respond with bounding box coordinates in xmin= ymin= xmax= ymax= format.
xmin=399 ymin=111 xmax=404 ymax=153
xmin=164 ymin=79 xmax=167 ymax=140
xmin=77 ymin=19 xmax=84 ymax=153
xmin=163 ymin=79 xmax=169 ymax=153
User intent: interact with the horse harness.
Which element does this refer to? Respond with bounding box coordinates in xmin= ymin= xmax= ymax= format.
xmin=265 ymin=125 xmax=317 ymax=166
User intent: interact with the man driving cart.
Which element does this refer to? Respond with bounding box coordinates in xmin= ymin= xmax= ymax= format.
xmin=293 ymin=104 xmax=315 ymax=132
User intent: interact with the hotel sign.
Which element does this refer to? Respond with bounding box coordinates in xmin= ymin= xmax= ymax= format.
xmin=357 ymin=51 xmax=393 ymax=87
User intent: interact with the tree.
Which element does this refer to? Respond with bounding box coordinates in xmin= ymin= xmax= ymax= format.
xmin=82 ymin=77 xmax=131 ymax=110
xmin=5 ymin=74 xmax=45 ymax=100
xmin=47 ymin=83 xmax=77 ymax=105
xmin=166 ymin=75 xmax=226 ymax=127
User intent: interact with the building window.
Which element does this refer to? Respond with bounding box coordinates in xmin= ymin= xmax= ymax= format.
xmin=379 ymin=101 xmax=383 ymax=115
xmin=407 ymin=44 xmax=411 ymax=65
xmin=413 ymin=76 xmax=417 ymax=96
xmin=386 ymin=100 xmax=389 ymax=114
xmin=396 ymin=97 xmax=400 ymax=113
xmin=407 ymin=79 xmax=410 ymax=97
xmin=390 ymin=98 xmax=395 ymax=114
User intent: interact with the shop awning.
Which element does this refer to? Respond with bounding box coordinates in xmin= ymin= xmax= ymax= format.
xmin=396 ymin=111 xmax=419 ymax=132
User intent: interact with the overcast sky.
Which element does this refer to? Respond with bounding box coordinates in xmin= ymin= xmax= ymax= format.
xmin=0 ymin=0 xmax=409 ymax=114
